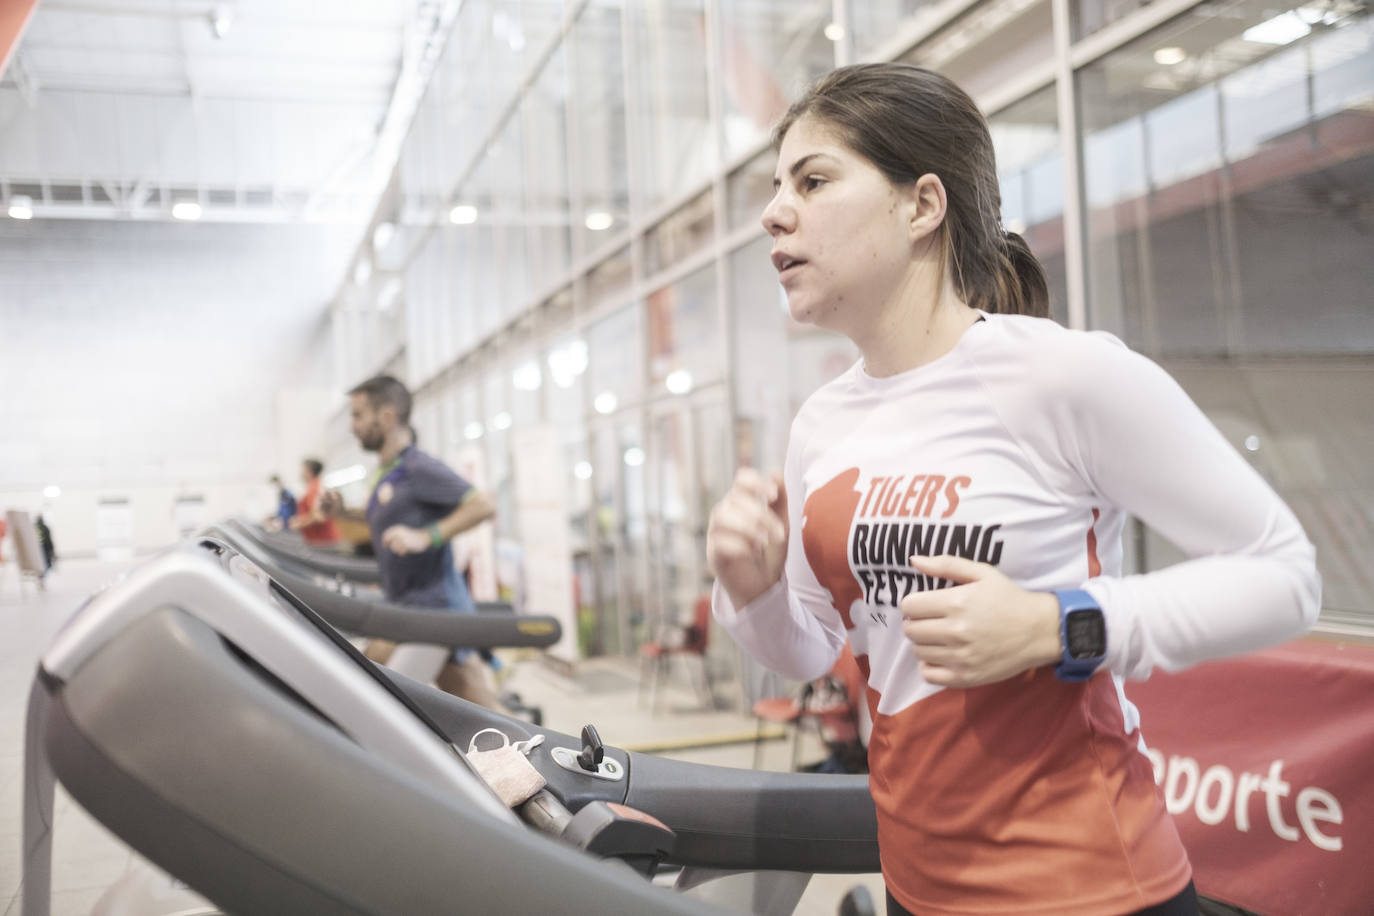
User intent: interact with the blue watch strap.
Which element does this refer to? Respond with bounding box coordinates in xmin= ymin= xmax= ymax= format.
xmin=1054 ymin=589 xmax=1106 ymax=683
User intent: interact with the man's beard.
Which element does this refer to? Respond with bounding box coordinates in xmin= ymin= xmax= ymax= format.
xmin=359 ymin=428 xmax=385 ymax=451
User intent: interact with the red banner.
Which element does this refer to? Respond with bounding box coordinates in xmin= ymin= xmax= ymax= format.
xmin=1128 ymin=638 xmax=1374 ymax=915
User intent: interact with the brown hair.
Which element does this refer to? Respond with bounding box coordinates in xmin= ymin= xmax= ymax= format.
xmin=348 ymin=374 xmax=413 ymax=423
xmin=773 ymin=63 xmax=1049 ymax=318
xmin=302 ymin=458 xmax=324 ymax=479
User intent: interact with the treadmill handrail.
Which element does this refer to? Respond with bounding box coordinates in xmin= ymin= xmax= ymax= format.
xmin=227 ymin=517 xmax=382 ymax=584
xmin=203 ymin=528 xmax=561 ymax=649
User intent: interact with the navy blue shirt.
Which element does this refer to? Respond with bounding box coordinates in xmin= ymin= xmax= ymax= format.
xmin=366 ymin=445 xmax=473 ymax=608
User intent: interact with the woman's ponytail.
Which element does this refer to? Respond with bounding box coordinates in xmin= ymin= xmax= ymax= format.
xmin=991 ymin=230 xmax=1050 ymax=318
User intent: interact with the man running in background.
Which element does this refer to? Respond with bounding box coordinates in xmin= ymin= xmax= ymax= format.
xmin=325 ymin=374 xmax=504 ymax=709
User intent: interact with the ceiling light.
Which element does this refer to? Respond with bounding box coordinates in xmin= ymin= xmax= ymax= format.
xmin=1243 ymin=11 xmax=1311 ymax=45
xmin=824 ymin=22 xmax=846 ymax=41
xmin=464 ymin=421 xmax=485 ymax=440
xmin=512 ymin=361 xmax=543 ymax=391
xmin=1153 ymin=46 xmax=1187 ymax=65
xmin=492 ymin=411 xmax=513 ymax=431
xmin=353 ymin=258 xmax=373 ymax=286
xmin=584 ymin=211 xmax=614 ymax=231
xmin=547 ymin=339 xmax=588 ymax=388
xmin=7 ymin=195 xmax=33 ymax=220
xmin=1244 ymin=435 xmax=1261 ymax=452
xmin=623 ymin=447 xmax=646 ymax=468
xmin=43 ymin=485 xmax=61 ymax=499
xmin=449 ymin=204 xmax=478 ymax=225
xmin=372 ymin=221 xmax=396 ymax=252
xmin=665 ymin=369 xmax=693 ymax=395
xmin=1006 ymin=217 xmax=1028 ymax=235
xmin=574 ymin=461 xmax=593 ymax=480
xmin=172 ymin=201 xmax=202 ymax=221
xmin=594 ymin=391 xmax=618 ymax=415
xmin=210 ymin=4 xmax=233 ymax=39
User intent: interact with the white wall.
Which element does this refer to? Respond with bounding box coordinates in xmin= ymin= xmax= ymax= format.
xmin=0 ymin=483 xmax=272 ymax=557
xmin=0 ymin=217 xmax=359 ymax=553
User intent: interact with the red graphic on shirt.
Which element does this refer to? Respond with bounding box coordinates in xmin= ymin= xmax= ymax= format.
xmin=801 ymin=467 xmax=864 ymax=630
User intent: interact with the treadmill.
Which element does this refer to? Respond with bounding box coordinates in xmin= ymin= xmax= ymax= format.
xmin=233 ymin=518 xmax=384 ymax=585
xmin=202 ymin=522 xmax=558 ymax=653
xmin=23 ymin=538 xmax=879 ymax=915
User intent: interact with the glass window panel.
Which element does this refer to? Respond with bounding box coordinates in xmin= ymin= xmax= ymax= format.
xmin=988 ymin=86 xmax=1068 ymax=324
xmin=1078 ymin=0 xmax=1373 ymax=354
xmin=493 ymin=115 xmax=530 ymax=320
xmin=716 ymin=1 xmax=834 ymax=162
xmin=1073 ymin=0 xmax=1151 ymax=41
xmin=523 ymin=46 xmax=573 ymax=291
xmin=646 ymin=262 xmax=722 ymax=394
xmin=587 ymin=245 xmax=634 ymax=309
xmin=587 ymin=303 xmax=645 ymax=413
xmin=644 ymin=189 xmax=715 ymax=276
xmin=902 ymin=0 xmax=1055 ymax=103
xmin=570 ymin=2 xmax=631 ymax=255
xmin=482 ymin=368 xmax=513 ymax=532
xmin=626 ymin=0 xmax=714 ymax=213
xmin=730 ymin=235 xmax=792 ymax=473
xmin=852 ymin=0 xmax=951 ymax=60
xmin=727 ymin=147 xmax=775 ymax=231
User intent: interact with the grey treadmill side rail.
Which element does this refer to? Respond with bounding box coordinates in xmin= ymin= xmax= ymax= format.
xmin=229 ymin=518 xmax=382 ymax=584
xmin=30 ymin=607 xmax=725 ymax=916
xmin=203 ymin=528 xmax=561 ymax=649
xmin=384 ymin=669 xmax=882 ymax=875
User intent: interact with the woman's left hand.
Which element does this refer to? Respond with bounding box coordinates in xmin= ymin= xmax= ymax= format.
xmin=901 ymin=554 xmax=1063 ymax=687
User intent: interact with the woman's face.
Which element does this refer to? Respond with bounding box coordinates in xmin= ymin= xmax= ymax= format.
xmin=761 ymin=115 xmax=919 ymax=332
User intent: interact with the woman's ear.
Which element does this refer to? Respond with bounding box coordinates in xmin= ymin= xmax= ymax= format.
xmin=908 ymin=173 xmax=948 ymax=243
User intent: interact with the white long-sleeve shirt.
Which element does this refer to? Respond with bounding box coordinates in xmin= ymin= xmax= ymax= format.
xmin=715 ymin=312 xmax=1319 ymax=916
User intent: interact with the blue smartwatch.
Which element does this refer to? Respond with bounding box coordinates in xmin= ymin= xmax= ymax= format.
xmin=1054 ymin=589 xmax=1106 ymax=682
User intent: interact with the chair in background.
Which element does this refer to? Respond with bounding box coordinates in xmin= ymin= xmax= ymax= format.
xmin=639 ymin=594 xmax=716 ymax=712
xmin=752 ymin=643 xmax=867 ymax=771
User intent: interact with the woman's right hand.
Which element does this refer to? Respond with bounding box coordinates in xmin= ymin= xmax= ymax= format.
xmin=707 ymin=468 xmax=789 ymax=609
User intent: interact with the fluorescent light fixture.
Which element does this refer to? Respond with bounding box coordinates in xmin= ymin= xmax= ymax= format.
xmin=623 ymin=447 xmax=646 ymax=467
xmin=548 ymin=339 xmax=588 ymax=388
xmin=449 ymin=204 xmax=478 ymax=224
xmin=574 ymin=461 xmax=593 ymax=480
xmin=593 ymin=391 xmax=618 ymax=415
xmin=512 ymin=361 xmax=543 ymax=391
xmin=492 ymin=411 xmax=513 ymax=431
xmin=172 ymin=201 xmax=202 ymax=221
xmin=322 ymin=465 xmax=367 ymax=488
xmin=584 ymin=211 xmax=614 ymax=231
xmin=665 ymin=369 xmax=693 ymax=395
xmin=1153 ymin=46 xmax=1187 ymax=65
xmin=43 ymin=485 xmax=61 ymax=499
xmin=1243 ymin=11 xmax=1311 ymax=45
xmin=464 ymin=421 xmax=485 ymax=440
xmin=824 ymin=22 xmax=846 ymax=41
xmin=1244 ymin=435 xmax=1261 ymax=452
xmin=8 ymin=195 xmax=33 ymax=220
xmin=372 ymin=221 xmax=396 ymax=252
xmin=353 ymin=258 xmax=372 ymax=286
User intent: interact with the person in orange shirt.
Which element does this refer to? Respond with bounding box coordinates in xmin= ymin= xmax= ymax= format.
xmin=289 ymin=458 xmax=340 ymax=547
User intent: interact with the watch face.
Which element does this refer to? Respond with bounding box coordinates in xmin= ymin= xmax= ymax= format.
xmin=1065 ymin=609 xmax=1106 ymax=659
